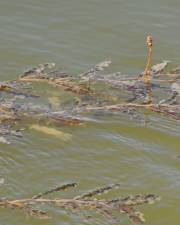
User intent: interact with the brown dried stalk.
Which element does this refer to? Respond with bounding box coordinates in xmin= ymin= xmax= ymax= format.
xmin=0 ymin=35 xmax=179 ymax=146
xmin=18 ymin=61 xmax=112 ymax=95
xmin=76 ymin=103 xmax=180 ymax=121
xmin=143 ymin=35 xmax=153 ymax=83
xmin=52 ymin=80 xmax=94 ymax=95
xmin=74 ymin=184 xmax=121 ymax=200
xmin=79 ymin=103 xmax=180 ymax=112
xmin=18 ymin=63 xmax=56 ymax=79
xmin=32 ymin=183 xmax=78 ymax=199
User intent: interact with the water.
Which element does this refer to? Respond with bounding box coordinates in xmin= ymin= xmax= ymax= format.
xmin=0 ymin=1 xmax=180 ymax=224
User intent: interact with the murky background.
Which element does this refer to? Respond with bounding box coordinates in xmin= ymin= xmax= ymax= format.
xmin=0 ymin=0 xmax=180 ymax=224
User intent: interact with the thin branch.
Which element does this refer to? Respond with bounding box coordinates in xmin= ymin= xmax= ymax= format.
xmin=74 ymin=184 xmax=121 ymax=200
xmin=0 ymin=183 xmax=160 ymax=223
xmin=32 ymin=183 xmax=78 ymax=199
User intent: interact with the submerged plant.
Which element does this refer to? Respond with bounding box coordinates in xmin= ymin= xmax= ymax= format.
xmin=0 ymin=182 xmax=160 ymax=224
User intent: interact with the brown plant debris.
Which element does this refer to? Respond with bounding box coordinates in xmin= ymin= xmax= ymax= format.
xmin=32 ymin=183 xmax=78 ymax=199
xmin=0 ymin=183 xmax=160 ymax=223
xmin=0 ymin=36 xmax=180 ymax=144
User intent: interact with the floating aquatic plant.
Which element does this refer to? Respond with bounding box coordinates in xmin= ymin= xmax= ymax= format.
xmin=0 ymin=35 xmax=180 ymax=144
xmin=0 ymin=182 xmax=160 ymax=224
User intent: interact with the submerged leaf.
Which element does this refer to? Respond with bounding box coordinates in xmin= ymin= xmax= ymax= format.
xmin=30 ymin=125 xmax=72 ymax=141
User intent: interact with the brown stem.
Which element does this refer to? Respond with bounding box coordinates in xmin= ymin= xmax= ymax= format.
xmin=144 ymin=35 xmax=153 ymax=82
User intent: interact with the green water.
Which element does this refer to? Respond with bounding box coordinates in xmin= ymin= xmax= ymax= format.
xmin=0 ymin=1 xmax=180 ymax=224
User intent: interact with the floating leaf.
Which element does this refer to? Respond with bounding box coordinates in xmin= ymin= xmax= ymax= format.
xmin=30 ymin=125 xmax=72 ymax=141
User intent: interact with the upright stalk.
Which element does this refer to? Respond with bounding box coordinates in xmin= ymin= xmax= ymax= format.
xmin=144 ymin=35 xmax=153 ymax=83
xmin=143 ymin=35 xmax=153 ymax=103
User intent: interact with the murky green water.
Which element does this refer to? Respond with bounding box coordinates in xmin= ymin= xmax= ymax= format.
xmin=0 ymin=1 xmax=180 ymax=224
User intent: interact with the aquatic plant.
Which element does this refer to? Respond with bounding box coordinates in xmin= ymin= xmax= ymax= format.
xmin=0 ymin=35 xmax=180 ymax=144
xmin=0 ymin=182 xmax=160 ymax=224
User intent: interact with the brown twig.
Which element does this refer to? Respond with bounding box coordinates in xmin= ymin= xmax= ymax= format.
xmin=79 ymin=103 xmax=180 ymax=111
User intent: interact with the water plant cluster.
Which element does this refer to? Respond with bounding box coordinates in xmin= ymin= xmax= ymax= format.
xmin=1 ymin=35 xmax=180 ymax=223
xmin=0 ymin=54 xmax=179 ymax=143
xmin=0 ymin=182 xmax=160 ymax=223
